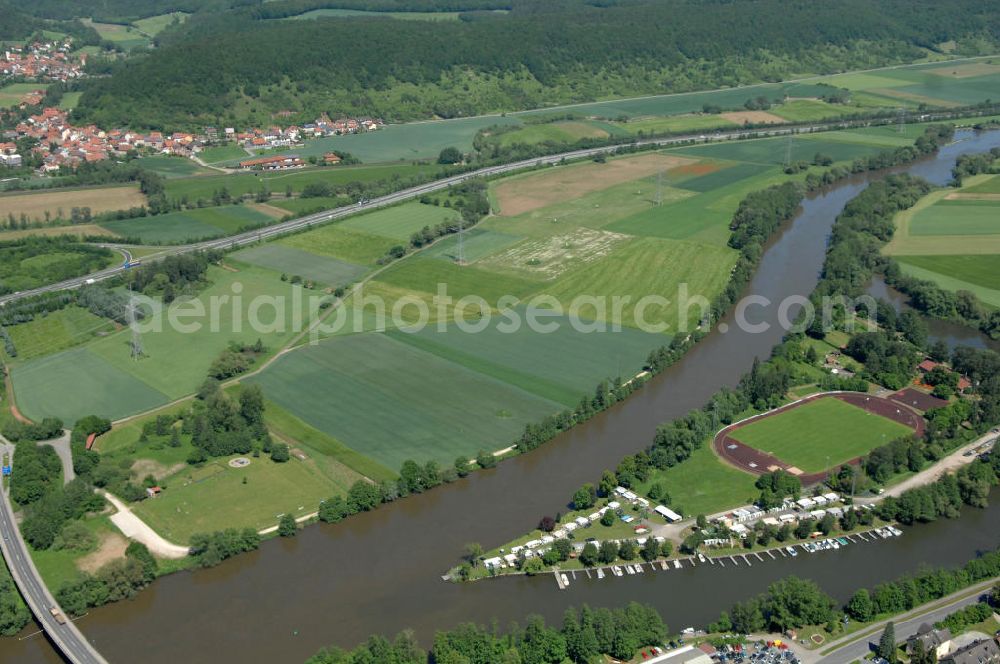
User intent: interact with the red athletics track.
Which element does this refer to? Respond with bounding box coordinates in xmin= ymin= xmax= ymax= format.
xmin=712 ymin=391 xmax=925 ymax=486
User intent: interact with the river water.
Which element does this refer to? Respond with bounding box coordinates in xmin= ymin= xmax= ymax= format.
xmin=5 ymin=130 xmax=1000 ymax=664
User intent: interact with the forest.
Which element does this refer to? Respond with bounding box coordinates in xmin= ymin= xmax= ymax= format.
xmin=72 ymin=0 xmax=1000 ymax=130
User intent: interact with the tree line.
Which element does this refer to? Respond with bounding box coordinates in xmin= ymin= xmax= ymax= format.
xmin=307 ymin=601 xmax=667 ymax=664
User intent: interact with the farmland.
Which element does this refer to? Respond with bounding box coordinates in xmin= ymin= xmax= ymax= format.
xmin=729 ymin=397 xmax=914 ymax=473
xmin=198 ymin=145 xmax=250 ymax=165
xmin=137 ymin=156 xmax=214 ymax=179
xmin=6 ymin=130 xmax=923 ymax=485
xmin=10 ymin=265 xmax=318 ymax=423
xmin=100 ymin=205 xmax=276 ymax=244
xmin=0 ymin=185 xmax=147 ymax=224
xmin=884 ymin=174 xmax=1000 ymax=307
xmin=82 ymin=19 xmax=151 ymax=50
xmin=163 ymin=162 xmax=443 ymax=203
xmin=0 ymin=306 xmax=115 ymax=362
xmin=249 ymin=333 xmax=564 ymax=469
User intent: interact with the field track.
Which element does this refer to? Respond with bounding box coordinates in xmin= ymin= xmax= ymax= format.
xmin=713 ymin=392 xmax=924 ymax=485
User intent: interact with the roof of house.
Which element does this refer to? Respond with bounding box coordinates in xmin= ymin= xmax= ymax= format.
xmin=940 ymin=639 xmax=999 ymax=664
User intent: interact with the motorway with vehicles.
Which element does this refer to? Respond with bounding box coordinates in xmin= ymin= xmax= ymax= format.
xmin=0 ymin=440 xmax=109 ymax=664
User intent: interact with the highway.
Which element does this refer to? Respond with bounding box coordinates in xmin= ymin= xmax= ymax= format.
xmin=0 ymin=121 xmax=855 ymax=308
xmin=0 ymin=441 xmax=109 ymax=664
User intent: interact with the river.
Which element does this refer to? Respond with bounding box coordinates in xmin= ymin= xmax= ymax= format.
xmin=5 ymin=129 xmax=1000 ymax=664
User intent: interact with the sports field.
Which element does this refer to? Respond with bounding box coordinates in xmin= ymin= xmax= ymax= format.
xmin=249 ymin=333 xmax=564 ymax=469
xmin=100 ymin=205 xmax=274 ymax=243
xmin=729 ymin=397 xmax=914 ymax=473
xmin=0 ymin=185 xmax=147 ymax=223
xmin=637 ymin=444 xmax=759 ymax=518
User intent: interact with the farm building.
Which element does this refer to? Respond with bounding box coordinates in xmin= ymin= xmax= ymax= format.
xmin=238 ymin=155 xmax=304 ymax=171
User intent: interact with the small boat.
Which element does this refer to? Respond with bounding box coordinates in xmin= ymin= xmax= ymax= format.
xmin=660 ymin=560 xmax=668 ymax=570
xmin=625 ymin=565 xmax=635 ymax=575
xmin=837 ymin=537 xmax=849 ymax=546
xmin=635 ymin=563 xmax=644 ymax=573
xmin=596 ymin=568 xmax=605 ymax=579
xmin=612 ymin=566 xmax=623 ymax=577
xmin=889 ymin=526 xmax=902 ymax=536
xmin=561 ymin=574 xmax=569 ymax=586
xmin=786 ymin=546 xmax=798 ymax=557
xmin=673 ymin=560 xmax=682 ymax=569
xmin=697 ymin=553 xmax=706 ymax=563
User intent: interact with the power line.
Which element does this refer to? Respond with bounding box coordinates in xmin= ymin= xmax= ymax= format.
xmin=655 ymin=170 xmax=664 ymax=206
xmin=784 ymin=132 xmax=794 ymax=167
xmin=127 ymin=284 xmax=144 ymax=361
xmin=456 ymin=217 xmax=465 ymax=265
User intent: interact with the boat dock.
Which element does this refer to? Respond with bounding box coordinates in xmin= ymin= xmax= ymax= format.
xmin=549 ymin=526 xmax=898 ymax=589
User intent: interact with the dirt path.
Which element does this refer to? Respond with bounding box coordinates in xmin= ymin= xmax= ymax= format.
xmin=101 ymin=490 xmax=189 ymax=559
xmin=859 ymin=430 xmax=996 ymax=502
xmin=4 ymin=370 xmax=32 ymax=424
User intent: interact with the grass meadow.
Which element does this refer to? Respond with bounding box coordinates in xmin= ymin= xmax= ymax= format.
xmin=163 ymin=163 xmax=442 ymax=204
xmin=248 ymin=333 xmax=563 ymax=469
xmin=636 ymin=444 xmax=760 ymax=518
xmin=895 ymin=256 xmax=1000 ymax=308
xmin=138 ymin=156 xmax=215 ymax=178
xmin=230 ymin=244 xmax=368 ymax=287
xmin=730 ymin=397 xmax=914 ymax=473
xmin=11 ymin=265 xmax=316 ymax=423
xmin=101 ymin=205 xmax=275 ymax=243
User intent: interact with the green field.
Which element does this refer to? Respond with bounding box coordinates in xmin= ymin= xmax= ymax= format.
xmin=249 ymin=333 xmax=563 ymax=469
xmin=31 ymin=515 xmax=120 ymax=591
xmin=0 ymin=82 xmax=49 ymax=108
xmin=84 ymin=20 xmax=151 ymax=50
xmin=496 ymin=121 xmax=611 ymax=147
xmin=163 ymin=163 xmax=441 ymax=203
xmin=137 ymin=156 xmax=215 ymax=178
xmin=286 ymin=8 xmax=465 ymax=20
xmin=279 ymin=226 xmax=394 ymax=266
xmin=770 ymin=99 xmax=856 ymax=122
xmin=635 ymin=444 xmax=759 ymax=518
xmin=387 ymin=310 xmax=667 ymax=406
xmin=132 ymin=454 xmax=341 ymax=542
xmin=101 ymin=205 xmax=275 ymax=243
xmin=730 ymin=397 xmax=914 ymax=473
xmin=909 ymin=201 xmax=1000 ymax=236
xmin=231 ymin=244 xmax=368 ymax=287
xmin=269 ymin=196 xmax=346 ymax=215
xmin=282 ymin=117 xmax=523 ymax=163
xmin=338 ymin=201 xmax=460 ymax=240
xmin=668 ymin=135 xmax=888 ymax=166
xmin=895 ymin=256 xmax=1000 ymax=308
xmin=58 ymin=92 xmax=82 ymax=111
xmin=543 ymin=237 xmax=737 ymax=331
xmin=965 ymin=175 xmax=1000 ymax=194
xmin=11 ymin=265 xmax=315 ymax=423
xmin=1 ymin=306 xmax=114 ymax=362
xmin=616 ymin=114 xmax=737 ymax=135
xmin=133 ymin=12 xmax=187 ymax=35
xmin=198 ymin=145 xmax=249 ymax=165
